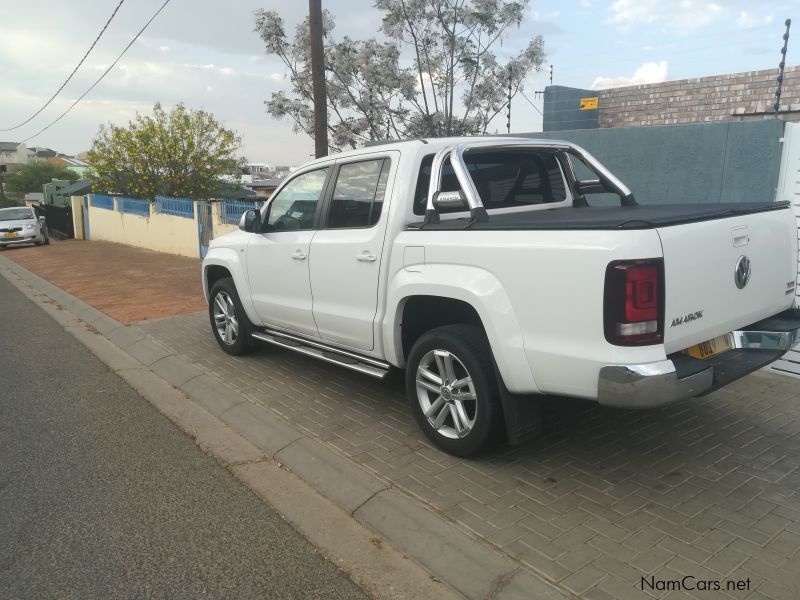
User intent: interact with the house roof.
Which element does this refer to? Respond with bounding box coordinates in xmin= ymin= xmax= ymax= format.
xmin=57 ymin=179 xmax=92 ymax=196
xmin=0 ymin=142 xmax=21 ymax=151
xmin=249 ymin=178 xmax=282 ymax=188
xmin=36 ymin=149 xmax=57 ymax=158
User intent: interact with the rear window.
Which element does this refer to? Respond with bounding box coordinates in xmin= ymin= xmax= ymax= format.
xmin=413 ymin=150 xmax=568 ymax=215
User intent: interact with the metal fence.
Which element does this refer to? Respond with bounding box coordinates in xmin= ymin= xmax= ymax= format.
xmin=119 ymin=197 xmax=150 ymax=217
xmin=155 ymin=196 xmax=194 ymax=219
xmin=92 ymin=194 xmax=115 ymax=210
xmin=220 ymin=199 xmax=261 ymax=225
xmin=40 ymin=204 xmax=74 ymax=239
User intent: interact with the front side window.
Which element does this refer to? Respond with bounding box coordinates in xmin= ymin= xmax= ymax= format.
xmin=266 ymin=168 xmax=328 ymax=231
xmin=413 ymin=151 xmax=568 ymax=215
xmin=326 ymin=159 xmax=389 ymax=229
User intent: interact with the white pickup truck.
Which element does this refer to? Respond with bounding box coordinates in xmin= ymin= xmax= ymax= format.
xmin=202 ymin=137 xmax=800 ymax=456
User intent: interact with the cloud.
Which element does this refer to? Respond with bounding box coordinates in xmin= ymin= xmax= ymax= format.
xmin=607 ymin=0 xmax=724 ymax=32
xmin=591 ymin=60 xmax=669 ymax=90
xmin=158 ymin=45 xmax=170 ymax=53
xmin=269 ymin=73 xmax=284 ymax=81
xmin=736 ymin=11 xmax=773 ymax=29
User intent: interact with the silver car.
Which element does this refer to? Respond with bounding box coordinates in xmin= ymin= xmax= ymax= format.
xmin=0 ymin=206 xmax=49 ymax=249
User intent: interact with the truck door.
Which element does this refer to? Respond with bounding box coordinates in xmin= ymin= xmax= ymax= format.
xmin=309 ymin=156 xmax=395 ymax=351
xmin=246 ymin=167 xmax=329 ymax=338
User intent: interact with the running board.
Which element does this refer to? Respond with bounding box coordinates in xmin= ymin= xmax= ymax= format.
xmin=251 ymin=330 xmax=390 ymax=379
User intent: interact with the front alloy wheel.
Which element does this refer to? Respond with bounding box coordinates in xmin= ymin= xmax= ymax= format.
xmin=208 ymin=277 xmax=254 ymax=356
xmin=213 ymin=291 xmax=239 ymax=346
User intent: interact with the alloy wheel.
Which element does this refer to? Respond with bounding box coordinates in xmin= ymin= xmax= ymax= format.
xmin=415 ymin=349 xmax=477 ymax=439
xmin=213 ymin=291 xmax=239 ymax=345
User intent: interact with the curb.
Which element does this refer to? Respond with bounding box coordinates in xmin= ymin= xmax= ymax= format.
xmin=0 ymin=255 xmax=573 ymax=600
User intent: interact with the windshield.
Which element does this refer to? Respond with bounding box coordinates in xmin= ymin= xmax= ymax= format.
xmin=0 ymin=208 xmax=35 ymax=221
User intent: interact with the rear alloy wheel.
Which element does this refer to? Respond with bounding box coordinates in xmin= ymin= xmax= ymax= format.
xmin=406 ymin=325 xmax=503 ymax=457
xmin=209 ymin=277 xmax=254 ymax=355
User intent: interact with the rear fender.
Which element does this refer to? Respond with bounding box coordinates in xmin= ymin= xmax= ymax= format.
xmin=384 ymin=264 xmax=538 ymax=393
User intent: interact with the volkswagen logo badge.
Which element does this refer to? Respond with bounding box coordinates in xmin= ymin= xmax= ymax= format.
xmin=735 ymin=255 xmax=752 ymax=289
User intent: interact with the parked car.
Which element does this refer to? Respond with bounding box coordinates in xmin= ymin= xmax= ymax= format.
xmin=201 ymin=137 xmax=800 ymax=456
xmin=0 ymin=206 xmax=49 ymax=248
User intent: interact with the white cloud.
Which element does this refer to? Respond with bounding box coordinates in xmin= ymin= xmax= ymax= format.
xmin=591 ymin=60 xmax=670 ymax=90
xmin=158 ymin=45 xmax=170 ymax=53
xmin=581 ymin=0 xmax=592 ymax=7
xmin=736 ymin=11 xmax=773 ymax=29
xmin=270 ymin=73 xmax=284 ymax=81
xmin=608 ymin=0 xmax=725 ymax=32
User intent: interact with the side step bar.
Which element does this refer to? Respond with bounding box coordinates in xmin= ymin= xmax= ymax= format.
xmin=251 ymin=329 xmax=391 ymax=379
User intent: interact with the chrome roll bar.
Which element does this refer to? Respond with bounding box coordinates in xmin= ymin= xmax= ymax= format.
xmin=423 ymin=139 xmax=635 ymax=224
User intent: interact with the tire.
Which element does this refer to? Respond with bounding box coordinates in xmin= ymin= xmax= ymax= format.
xmin=208 ymin=277 xmax=255 ymax=356
xmin=406 ymin=324 xmax=504 ymax=457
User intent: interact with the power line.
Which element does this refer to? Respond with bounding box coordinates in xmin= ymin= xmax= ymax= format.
xmin=21 ymin=0 xmax=173 ymax=144
xmin=1 ymin=0 xmax=126 ymax=132
xmin=519 ymin=89 xmax=543 ymax=116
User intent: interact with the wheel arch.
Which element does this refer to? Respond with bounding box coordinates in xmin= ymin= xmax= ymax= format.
xmin=383 ymin=264 xmax=538 ymax=394
xmin=202 ymin=248 xmax=260 ymax=325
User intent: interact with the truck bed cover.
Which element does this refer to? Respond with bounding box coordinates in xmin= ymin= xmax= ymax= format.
xmin=408 ymin=201 xmax=790 ymax=231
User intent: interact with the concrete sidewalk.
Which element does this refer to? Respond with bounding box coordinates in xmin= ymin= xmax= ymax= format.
xmin=3 ymin=242 xmax=800 ymax=599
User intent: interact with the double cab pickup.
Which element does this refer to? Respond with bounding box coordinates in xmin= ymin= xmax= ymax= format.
xmin=202 ymin=137 xmax=800 ymax=456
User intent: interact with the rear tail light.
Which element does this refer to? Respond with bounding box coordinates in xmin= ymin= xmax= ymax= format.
xmin=604 ymin=259 xmax=664 ymax=346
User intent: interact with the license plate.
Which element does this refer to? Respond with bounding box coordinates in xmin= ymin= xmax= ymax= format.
xmin=3 ymin=232 xmax=18 ymax=238
xmin=684 ymin=334 xmax=734 ymax=360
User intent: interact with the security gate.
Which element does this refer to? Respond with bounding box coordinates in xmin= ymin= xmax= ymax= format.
xmin=197 ymin=200 xmax=213 ymax=258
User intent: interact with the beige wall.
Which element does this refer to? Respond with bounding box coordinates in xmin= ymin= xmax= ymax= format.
xmin=211 ymin=201 xmax=241 ymax=238
xmin=87 ymin=195 xmax=199 ymax=258
xmin=71 ymin=196 xmax=85 ymax=240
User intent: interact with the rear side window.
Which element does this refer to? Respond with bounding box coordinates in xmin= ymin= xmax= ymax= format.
xmin=413 ymin=151 xmax=568 ymax=215
xmin=326 ymin=159 xmax=390 ymax=228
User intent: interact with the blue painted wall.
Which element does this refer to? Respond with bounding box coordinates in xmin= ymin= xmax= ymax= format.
xmin=518 ymin=120 xmax=785 ymax=204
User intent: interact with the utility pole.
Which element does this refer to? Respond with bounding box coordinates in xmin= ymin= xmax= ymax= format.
xmin=309 ymin=0 xmax=328 ymax=158
xmin=506 ymin=65 xmax=512 ymax=134
xmin=775 ymin=19 xmax=792 ymax=117
xmin=549 ymin=64 xmax=553 ymax=84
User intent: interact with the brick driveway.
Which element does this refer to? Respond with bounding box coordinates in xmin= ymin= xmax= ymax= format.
xmin=138 ymin=312 xmax=800 ymax=600
xmin=2 ymin=240 xmax=205 ymax=323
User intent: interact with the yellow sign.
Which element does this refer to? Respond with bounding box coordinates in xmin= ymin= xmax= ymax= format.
xmin=580 ymin=97 xmax=598 ymax=110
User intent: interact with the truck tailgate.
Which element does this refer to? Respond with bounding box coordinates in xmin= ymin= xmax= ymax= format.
xmin=658 ymin=206 xmax=798 ymax=354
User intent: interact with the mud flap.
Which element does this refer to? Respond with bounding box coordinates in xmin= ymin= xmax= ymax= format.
xmin=493 ymin=362 xmax=543 ymax=446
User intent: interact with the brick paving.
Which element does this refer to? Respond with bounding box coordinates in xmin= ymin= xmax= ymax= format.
xmin=138 ymin=311 xmax=800 ymax=600
xmin=2 ymin=240 xmax=205 ymax=323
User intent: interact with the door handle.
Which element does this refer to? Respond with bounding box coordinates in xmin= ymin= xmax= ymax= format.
xmin=356 ymin=251 xmax=377 ymax=263
xmin=292 ymin=250 xmax=307 ymax=261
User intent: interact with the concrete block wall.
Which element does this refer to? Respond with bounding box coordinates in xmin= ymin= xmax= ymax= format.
xmin=597 ymin=66 xmax=800 ymax=128
xmin=86 ymin=195 xmax=200 ymax=259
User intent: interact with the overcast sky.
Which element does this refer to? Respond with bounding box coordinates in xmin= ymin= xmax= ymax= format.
xmin=0 ymin=0 xmax=795 ymax=166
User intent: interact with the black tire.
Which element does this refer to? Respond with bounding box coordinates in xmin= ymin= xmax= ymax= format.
xmin=406 ymin=324 xmax=504 ymax=457
xmin=208 ymin=277 xmax=255 ymax=355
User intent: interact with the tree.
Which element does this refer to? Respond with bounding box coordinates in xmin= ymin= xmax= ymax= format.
xmin=5 ymin=162 xmax=79 ymax=194
xmin=88 ymin=103 xmax=244 ymax=199
xmin=254 ymin=0 xmax=545 ymax=152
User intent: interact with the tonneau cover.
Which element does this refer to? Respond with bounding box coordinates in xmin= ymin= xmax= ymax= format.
xmin=408 ymin=201 xmax=790 ymax=231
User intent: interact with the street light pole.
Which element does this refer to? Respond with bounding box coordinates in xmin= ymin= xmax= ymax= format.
xmin=309 ymin=0 xmax=328 ymax=158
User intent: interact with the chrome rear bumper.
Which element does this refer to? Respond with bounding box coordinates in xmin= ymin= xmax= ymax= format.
xmin=598 ymin=309 xmax=800 ymax=409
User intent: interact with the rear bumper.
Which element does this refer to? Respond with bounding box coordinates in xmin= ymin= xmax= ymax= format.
xmin=598 ymin=308 xmax=800 ymax=408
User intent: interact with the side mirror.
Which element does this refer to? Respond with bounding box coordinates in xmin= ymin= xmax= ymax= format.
xmin=239 ymin=209 xmax=261 ymax=233
xmin=433 ymin=190 xmax=468 ymax=211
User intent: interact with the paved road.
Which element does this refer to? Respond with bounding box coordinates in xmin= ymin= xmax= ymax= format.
xmin=0 ymin=275 xmax=368 ymax=599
